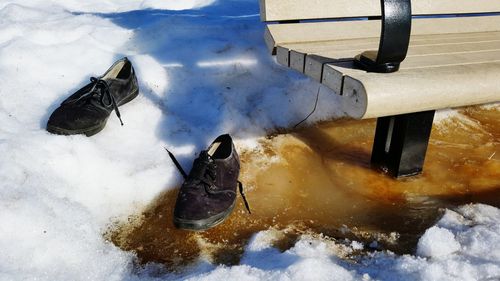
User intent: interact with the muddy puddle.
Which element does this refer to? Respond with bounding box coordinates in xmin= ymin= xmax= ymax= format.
xmin=108 ymin=106 xmax=500 ymax=271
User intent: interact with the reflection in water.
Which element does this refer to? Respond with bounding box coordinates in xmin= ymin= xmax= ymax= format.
xmin=108 ymin=107 xmax=500 ymax=271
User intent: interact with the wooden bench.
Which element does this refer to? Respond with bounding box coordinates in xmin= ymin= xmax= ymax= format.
xmin=260 ymin=0 xmax=500 ymax=178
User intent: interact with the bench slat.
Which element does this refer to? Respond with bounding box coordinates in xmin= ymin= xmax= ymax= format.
xmin=274 ymin=34 xmax=500 ymax=118
xmin=281 ymin=32 xmax=500 ymax=54
xmin=319 ymin=46 xmax=500 ymax=94
xmin=266 ymin=16 xmax=500 ymax=53
xmin=260 ymin=0 xmax=500 ymax=21
xmin=332 ymin=62 xmax=500 ymax=119
xmin=276 ymin=31 xmax=500 ymax=79
xmin=282 ymin=33 xmax=500 ymax=64
xmin=291 ymin=37 xmax=500 ymax=74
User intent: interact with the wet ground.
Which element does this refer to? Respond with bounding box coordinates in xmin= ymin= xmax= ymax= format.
xmin=108 ymin=106 xmax=500 ymax=271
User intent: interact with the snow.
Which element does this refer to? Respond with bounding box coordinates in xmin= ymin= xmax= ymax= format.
xmin=416 ymin=227 xmax=460 ymax=258
xmin=173 ymin=205 xmax=500 ymax=281
xmin=0 ymin=0 xmax=499 ymax=280
xmin=0 ymin=0 xmax=216 ymax=13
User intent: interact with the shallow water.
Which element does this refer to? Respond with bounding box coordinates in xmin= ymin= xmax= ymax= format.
xmin=109 ymin=107 xmax=500 ymax=271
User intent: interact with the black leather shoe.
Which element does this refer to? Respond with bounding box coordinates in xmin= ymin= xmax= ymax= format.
xmin=168 ymin=134 xmax=251 ymax=231
xmin=47 ymin=57 xmax=139 ymax=136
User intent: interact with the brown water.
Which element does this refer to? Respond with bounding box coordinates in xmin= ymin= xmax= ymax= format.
xmin=108 ymin=107 xmax=500 ymax=271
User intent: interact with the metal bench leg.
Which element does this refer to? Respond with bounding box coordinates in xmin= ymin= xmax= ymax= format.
xmin=371 ymin=110 xmax=435 ymax=178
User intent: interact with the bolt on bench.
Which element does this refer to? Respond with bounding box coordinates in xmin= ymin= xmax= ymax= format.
xmin=260 ymin=0 xmax=500 ymax=178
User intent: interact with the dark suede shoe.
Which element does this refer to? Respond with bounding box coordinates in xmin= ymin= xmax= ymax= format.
xmin=47 ymin=57 xmax=139 ymax=136
xmin=169 ymin=134 xmax=250 ymax=231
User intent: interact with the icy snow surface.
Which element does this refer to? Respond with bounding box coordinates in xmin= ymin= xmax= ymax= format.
xmin=0 ymin=0 xmax=499 ymax=280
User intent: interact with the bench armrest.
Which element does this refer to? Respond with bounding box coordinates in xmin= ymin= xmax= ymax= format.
xmin=354 ymin=0 xmax=412 ymax=73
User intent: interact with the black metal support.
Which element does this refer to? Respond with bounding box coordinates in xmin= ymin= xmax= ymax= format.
xmin=354 ymin=0 xmax=412 ymax=73
xmin=371 ymin=110 xmax=435 ymax=178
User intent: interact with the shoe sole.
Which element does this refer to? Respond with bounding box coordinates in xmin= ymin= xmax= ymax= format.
xmin=173 ymin=201 xmax=236 ymax=231
xmin=46 ymin=89 xmax=139 ymax=137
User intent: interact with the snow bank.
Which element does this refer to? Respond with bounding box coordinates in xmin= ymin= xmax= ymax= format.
xmin=0 ymin=2 xmax=167 ymax=280
xmin=178 ymin=204 xmax=500 ymax=281
xmin=416 ymin=227 xmax=460 ymax=258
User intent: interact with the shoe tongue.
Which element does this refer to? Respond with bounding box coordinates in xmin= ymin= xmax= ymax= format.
xmin=199 ymin=150 xmax=210 ymax=160
xmin=189 ymin=151 xmax=212 ymax=179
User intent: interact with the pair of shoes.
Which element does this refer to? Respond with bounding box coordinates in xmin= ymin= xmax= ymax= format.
xmin=167 ymin=134 xmax=251 ymax=231
xmin=46 ymin=58 xmax=250 ymax=231
xmin=46 ymin=57 xmax=139 ymax=136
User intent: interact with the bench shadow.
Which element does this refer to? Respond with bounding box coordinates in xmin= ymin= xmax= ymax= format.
xmin=292 ymin=121 xmax=373 ymax=170
xmin=434 ymin=187 xmax=500 ymax=208
xmin=82 ymin=1 xmax=330 ymax=158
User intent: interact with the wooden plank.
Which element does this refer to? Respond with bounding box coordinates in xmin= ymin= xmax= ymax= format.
xmin=321 ymin=47 xmax=500 ymax=100
xmin=403 ymin=50 xmax=500 ymax=69
xmin=260 ymin=0 xmax=500 ymax=21
xmin=266 ymin=20 xmax=380 ymax=52
xmin=299 ymin=39 xmax=500 ymax=64
xmin=322 ymin=61 xmax=353 ymax=95
xmin=264 ymin=27 xmax=276 ymax=54
xmin=290 ymin=50 xmax=306 ymax=72
xmin=296 ymin=32 xmax=500 ymax=80
xmin=276 ymin=46 xmax=290 ymax=66
xmin=287 ymin=35 xmax=500 ymax=79
xmin=265 ymin=16 xmax=500 ymax=53
xmin=304 ymin=55 xmax=339 ymax=82
xmin=337 ymin=62 xmax=500 ymax=119
xmin=281 ymin=32 xmax=500 ymax=54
